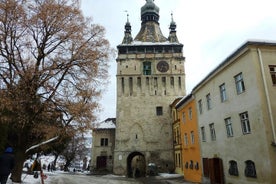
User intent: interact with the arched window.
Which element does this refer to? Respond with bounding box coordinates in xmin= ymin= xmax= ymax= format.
xmin=228 ymin=160 xmax=239 ymax=176
xmin=195 ymin=162 xmax=199 ymax=170
xmin=244 ymin=160 xmax=257 ymax=178
xmin=185 ymin=162 xmax=189 ymax=169
xmin=189 ymin=160 xmax=193 ymax=169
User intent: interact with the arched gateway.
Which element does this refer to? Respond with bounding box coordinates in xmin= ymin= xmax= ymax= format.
xmin=127 ymin=152 xmax=146 ymax=178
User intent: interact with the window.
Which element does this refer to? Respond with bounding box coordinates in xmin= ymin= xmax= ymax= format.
xmin=219 ymin=83 xmax=227 ymax=102
xmin=189 ymin=160 xmax=194 ymax=169
xmin=190 ymin=131 xmax=195 ymax=144
xmin=178 ymin=77 xmax=181 ymax=88
xmin=170 ymin=77 xmax=174 ymax=86
xmin=154 ymin=77 xmax=158 ymax=87
xmin=225 ymin=117 xmax=234 ymax=137
xmin=188 ymin=107 xmax=192 ymax=120
xmin=174 ymin=128 xmax=180 ymax=145
xmin=182 ymin=112 xmax=186 ymax=123
xmin=209 ymin=123 xmax=216 ymax=141
xmin=178 ymin=153 xmax=181 ymax=167
xmin=121 ymin=77 xmax=125 ymax=93
xmin=162 ymin=77 xmax=166 ymax=87
xmin=129 ymin=77 xmax=133 ymax=95
xmin=240 ymin=112 xmax=251 ymax=134
xmin=195 ymin=162 xmax=199 ymax=170
xmin=100 ymin=138 xmax=108 ymax=146
xmin=198 ymin=99 xmax=203 ymax=114
xmin=143 ymin=61 xmax=151 ymax=75
xmin=156 ymin=106 xmax=163 ymax=116
xmin=206 ymin=93 xmax=212 ymax=110
xmin=185 ymin=162 xmax=189 ymax=169
xmin=235 ymin=73 xmax=245 ymax=94
xmin=245 ymin=160 xmax=257 ymax=178
xmin=201 ymin=126 xmax=206 ymax=142
xmin=137 ymin=77 xmax=141 ymax=87
xmin=175 ymin=154 xmax=178 ymax=167
xmin=229 ymin=160 xmax=239 ymax=176
xmin=269 ymin=65 xmax=276 ymax=85
xmin=184 ymin=133 xmax=188 ymax=146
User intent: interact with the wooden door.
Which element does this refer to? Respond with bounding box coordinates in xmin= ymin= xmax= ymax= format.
xmin=209 ymin=158 xmax=224 ymax=184
xmin=96 ymin=156 xmax=107 ymax=169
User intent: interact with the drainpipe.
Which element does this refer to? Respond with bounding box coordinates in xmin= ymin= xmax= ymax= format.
xmin=257 ymin=48 xmax=276 ymax=145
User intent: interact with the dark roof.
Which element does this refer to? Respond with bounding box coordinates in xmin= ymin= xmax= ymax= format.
xmin=175 ymin=93 xmax=193 ymax=109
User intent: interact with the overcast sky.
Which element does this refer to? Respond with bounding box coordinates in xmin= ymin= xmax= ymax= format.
xmin=80 ymin=0 xmax=276 ymax=121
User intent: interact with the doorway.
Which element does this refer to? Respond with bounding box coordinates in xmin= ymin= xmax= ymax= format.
xmin=96 ymin=156 xmax=107 ymax=169
xmin=127 ymin=152 xmax=146 ymax=178
xmin=208 ymin=157 xmax=224 ymax=184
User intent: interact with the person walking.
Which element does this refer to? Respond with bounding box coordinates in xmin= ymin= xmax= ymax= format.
xmin=0 ymin=147 xmax=15 ymax=184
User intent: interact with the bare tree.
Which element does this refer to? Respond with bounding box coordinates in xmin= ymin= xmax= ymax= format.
xmin=62 ymin=134 xmax=86 ymax=172
xmin=0 ymin=0 xmax=112 ymax=182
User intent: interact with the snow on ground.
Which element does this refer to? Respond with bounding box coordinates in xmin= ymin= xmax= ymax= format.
xmin=158 ymin=173 xmax=183 ymax=178
xmin=6 ymin=172 xmax=184 ymax=184
xmin=6 ymin=170 xmax=90 ymax=184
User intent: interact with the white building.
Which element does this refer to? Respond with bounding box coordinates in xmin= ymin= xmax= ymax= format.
xmin=193 ymin=41 xmax=276 ymax=184
xmin=91 ymin=118 xmax=116 ymax=172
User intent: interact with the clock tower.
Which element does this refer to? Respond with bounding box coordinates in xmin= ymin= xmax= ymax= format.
xmin=113 ymin=0 xmax=185 ymax=176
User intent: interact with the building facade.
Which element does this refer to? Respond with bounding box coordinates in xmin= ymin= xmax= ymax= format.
xmin=193 ymin=41 xmax=276 ymax=184
xmin=113 ymin=0 xmax=185 ymax=176
xmin=176 ymin=94 xmax=202 ymax=183
xmin=91 ymin=118 xmax=116 ymax=172
xmin=171 ymin=98 xmax=183 ymax=174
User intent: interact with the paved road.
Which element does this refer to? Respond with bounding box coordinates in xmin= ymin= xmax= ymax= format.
xmin=47 ymin=173 xmax=193 ymax=184
xmin=49 ymin=174 xmax=140 ymax=184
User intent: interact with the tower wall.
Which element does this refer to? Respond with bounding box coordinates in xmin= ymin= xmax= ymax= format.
xmin=113 ymin=46 xmax=186 ymax=175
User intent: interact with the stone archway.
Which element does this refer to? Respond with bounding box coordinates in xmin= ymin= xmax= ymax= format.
xmin=127 ymin=152 xmax=146 ymax=178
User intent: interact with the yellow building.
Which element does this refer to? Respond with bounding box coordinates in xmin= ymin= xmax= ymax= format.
xmin=171 ymin=98 xmax=183 ymax=174
xmin=176 ymin=94 xmax=202 ymax=183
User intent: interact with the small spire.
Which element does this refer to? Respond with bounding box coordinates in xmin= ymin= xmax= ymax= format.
xmin=122 ymin=11 xmax=133 ymax=44
xmin=168 ymin=12 xmax=179 ymax=43
xmin=124 ymin=12 xmax=131 ymax=33
xmin=169 ymin=12 xmax=176 ymax=32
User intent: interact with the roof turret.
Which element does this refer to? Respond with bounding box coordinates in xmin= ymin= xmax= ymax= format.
xmin=168 ymin=13 xmax=179 ymax=43
xmin=134 ymin=0 xmax=167 ymax=42
xmin=122 ymin=14 xmax=133 ymax=44
xmin=141 ymin=0 xmax=160 ymax=23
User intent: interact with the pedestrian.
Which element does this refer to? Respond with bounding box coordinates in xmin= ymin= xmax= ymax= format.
xmin=0 ymin=147 xmax=15 ymax=184
xmin=50 ymin=163 xmax=54 ymax=172
xmin=47 ymin=164 xmax=50 ymax=172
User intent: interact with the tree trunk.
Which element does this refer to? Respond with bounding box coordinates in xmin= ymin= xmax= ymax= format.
xmin=53 ymin=153 xmax=59 ymax=169
xmin=64 ymin=159 xmax=73 ymax=171
xmin=11 ymin=149 xmax=26 ymax=182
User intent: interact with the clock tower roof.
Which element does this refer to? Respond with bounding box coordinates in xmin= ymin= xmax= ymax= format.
xmin=134 ymin=0 xmax=167 ymax=43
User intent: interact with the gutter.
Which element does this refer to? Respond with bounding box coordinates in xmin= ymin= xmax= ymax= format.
xmin=257 ymin=48 xmax=276 ymax=146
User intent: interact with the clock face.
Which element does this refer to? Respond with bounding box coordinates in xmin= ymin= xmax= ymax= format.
xmin=157 ymin=61 xmax=169 ymax=72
